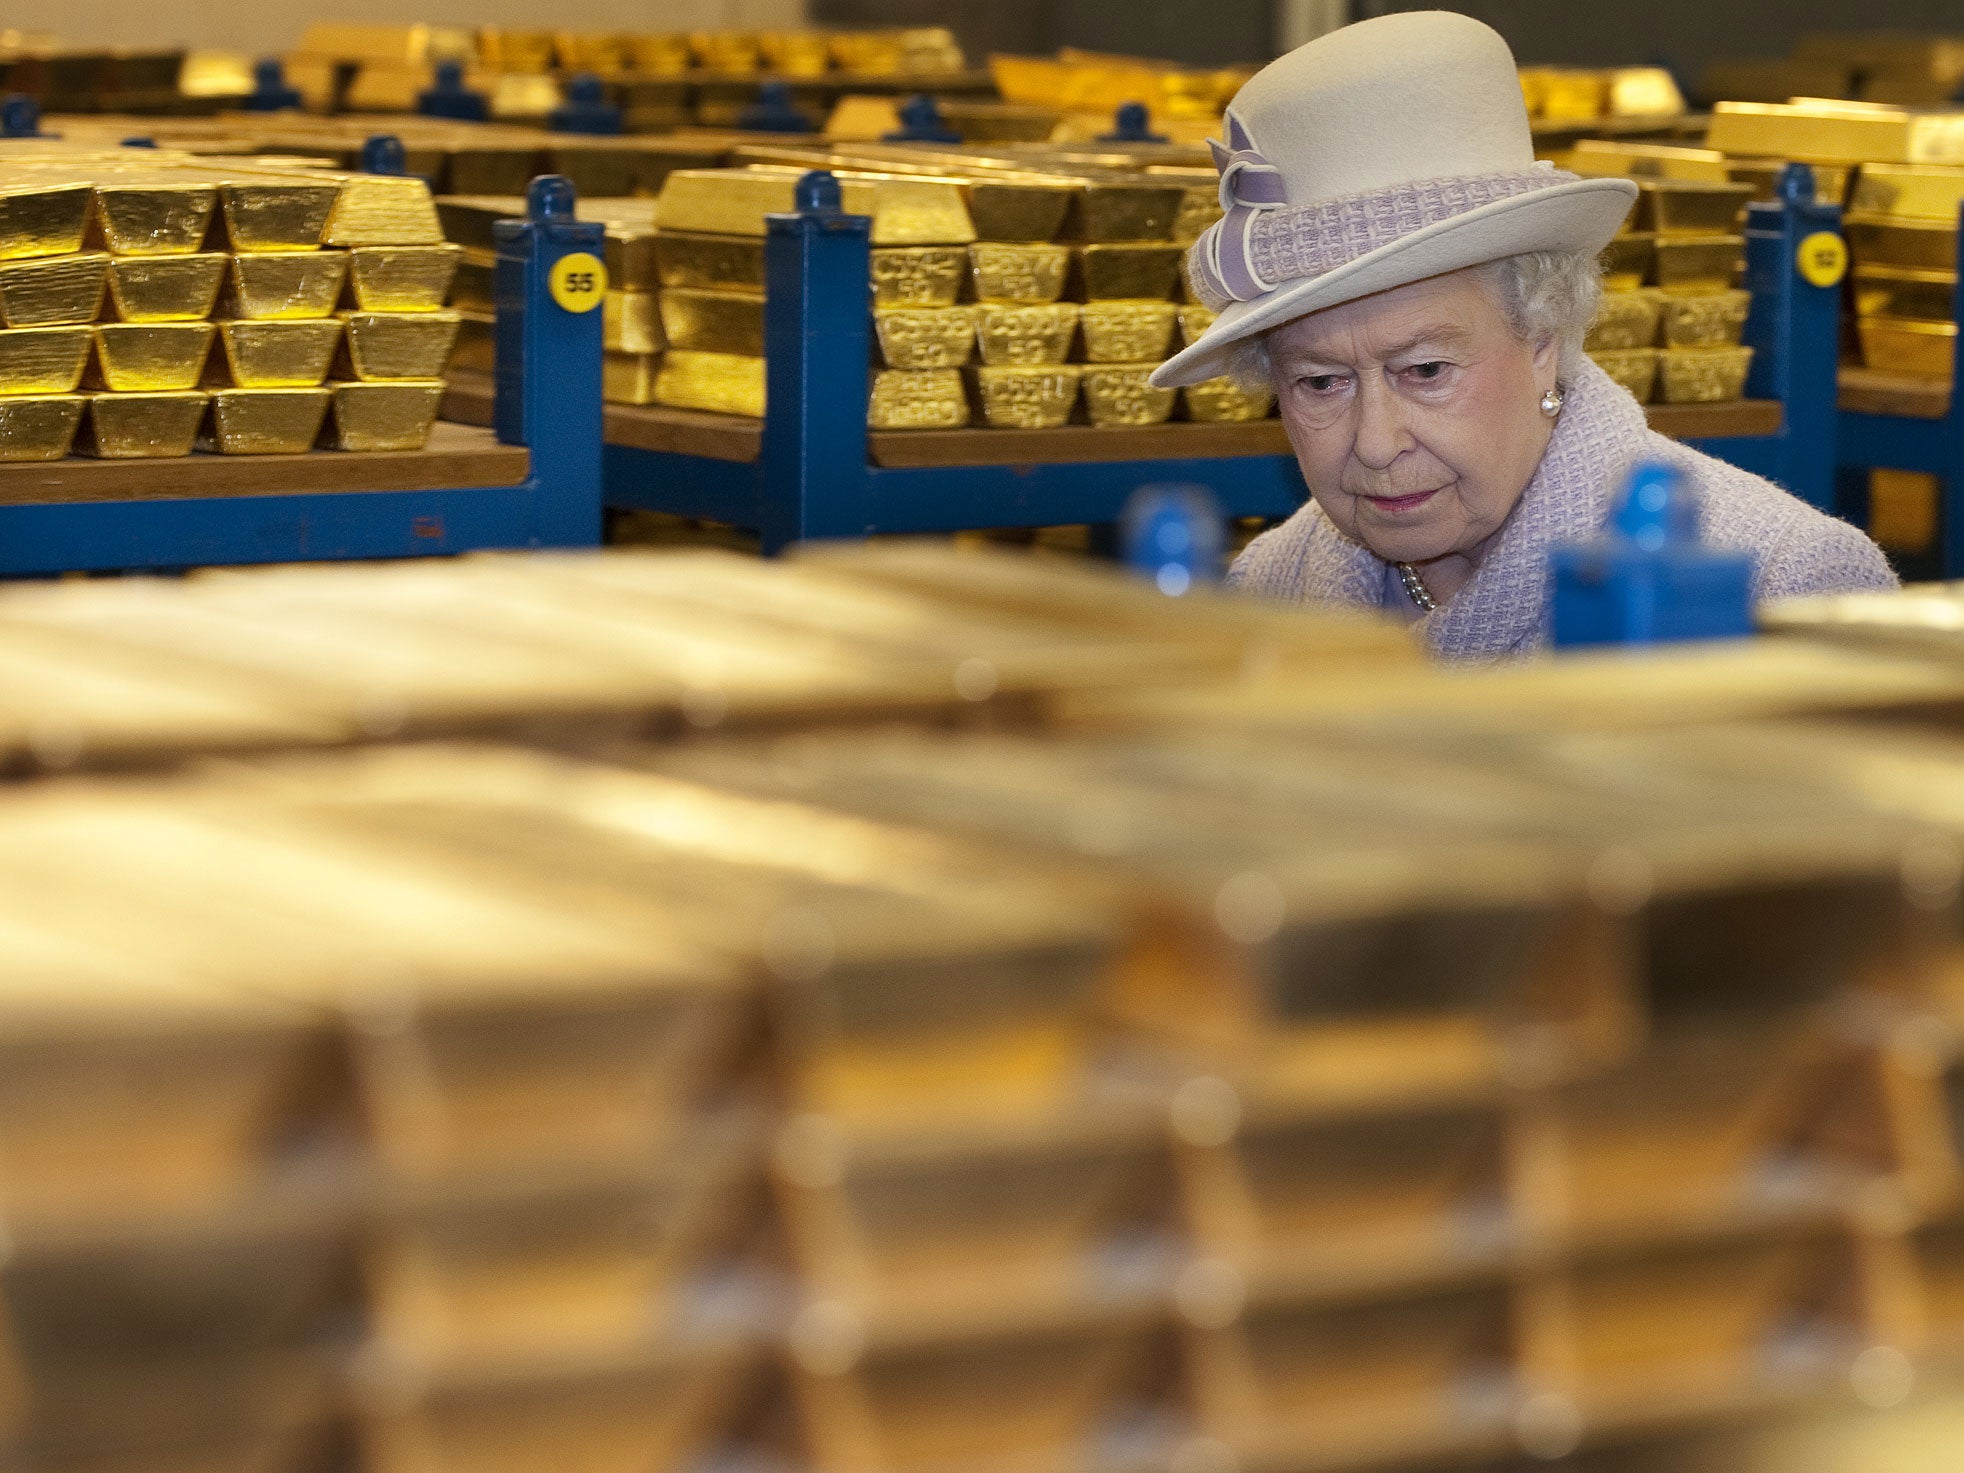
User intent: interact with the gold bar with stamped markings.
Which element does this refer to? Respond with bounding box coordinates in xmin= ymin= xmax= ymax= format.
xmin=1656 ymin=289 xmax=1751 ymax=348
xmin=873 ymin=247 xmax=969 ymax=308
xmin=341 ymin=311 xmax=463 ymax=380
xmin=1589 ymin=347 xmax=1659 ymax=402
xmin=1585 ymin=291 xmax=1663 ymax=352
xmin=868 ymin=368 xmax=970 ymax=429
xmin=91 ymin=322 xmax=216 ymax=391
xmin=1080 ymin=301 xmax=1177 ymax=364
xmin=970 ymin=363 xmax=1081 ymax=428
xmin=968 ymin=243 xmax=1070 ymax=304
xmin=106 ymin=254 xmax=227 ymax=322
xmin=1074 ymin=243 xmax=1183 ymax=301
xmin=0 ymin=182 xmax=94 ymax=260
xmin=206 ymin=386 xmax=332 ymax=453
xmin=657 ymin=289 xmax=764 ymax=357
xmin=655 ymin=350 xmax=766 ymax=417
xmin=0 ymin=393 xmax=83 ymax=459
xmin=346 ymin=244 xmax=463 ymax=312
xmin=604 ymin=291 xmax=665 ymax=356
xmin=1182 ymin=377 xmax=1273 ymax=422
xmin=77 ymin=389 xmax=206 ymax=457
xmin=874 ymin=307 xmax=976 ymax=369
xmin=218 ymin=319 xmax=344 ymax=387
xmin=226 ymin=250 xmax=349 ymax=320
xmin=975 ymin=303 xmax=1079 ymax=366
xmin=1080 ymin=363 xmax=1176 ymax=426
xmin=328 ymin=380 xmax=444 ymax=451
xmin=0 ymin=252 xmax=107 ymax=327
xmin=1657 ymin=344 xmax=1753 ymax=403
xmin=91 ymin=180 xmax=217 ymax=255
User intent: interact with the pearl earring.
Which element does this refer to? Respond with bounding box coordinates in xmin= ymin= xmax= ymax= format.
xmin=1539 ymin=385 xmax=1565 ymax=418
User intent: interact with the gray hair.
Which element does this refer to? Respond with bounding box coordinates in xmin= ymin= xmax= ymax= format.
xmin=1225 ymin=248 xmax=1603 ymax=393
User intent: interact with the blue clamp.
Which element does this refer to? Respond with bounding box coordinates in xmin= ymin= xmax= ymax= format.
xmin=418 ymin=59 xmax=489 ymax=122
xmin=738 ymin=80 xmax=816 ymax=133
xmin=883 ymin=94 xmax=960 ymax=144
xmin=1121 ymin=483 xmax=1227 ymax=596
xmin=241 ymin=57 xmax=302 ymax=112
xmin=1549 ymin=459 xmax=1754 ymax=647
xmin=360 ymin=134 xmax=407 ymax=176
xmin=119 ymin=136 xmax=157 ymax=148
xmin=1 ymin=95 xmax=51 ymax=138
xmin=549 ymin=73 xmax=623 ymax=135
xmin=1099 ymin=102 xmax=1166 ymax=144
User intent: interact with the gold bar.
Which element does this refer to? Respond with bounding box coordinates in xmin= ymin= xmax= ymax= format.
xmin=874 ymin=307 xmax=976 ymax=369
xmin=91 ymin=181 xmax=217 ymax=256
xmin=1080 ymin=363 xmax=1176 ymax=426
xmin=603 ymin=350 xmax=661 ymax=405
xmin=217 ymin=180 xmax=341 ymax=253
xmin=654 ymin=350 xmax=766 ymax=417
xmin=872 ymin=247 xmax=968 ymax=308
xmin=433 ymin=197 xmax=518 ymax=256
xmin=106 ymin=254 xmax=227 ymax=322
xmin=341 ymin=311 xmax=463 ymax=381
xmin=205 ymin=386 xmax=332 ymax=453
xmin=1182 ymin=377 xmax=1273 ymax=422
xmin=1706 ymin=101 xmax=1964 ymax=166
xmin=1589 ymin=347 xmax=1660 ymax=403
xmin=0 ymin=393 xmax=83 ymax=459
xmin=1633 ymin=180 xmax=1753 ymax=236
xmin=327 ymin=379 xmax=443 ymax=451
xmin=1569 ymin=140 xmax=1733 ymax=183
xmin=1657 ymin=344 xmax=1754 ymax=403
xmin=1585 ymin=291 xmax=1663 ymax=351
xmin=451 ymin=254 xmax=495 ymax=316
xmin=323 ymin=174 xmax=444 ymax=247
xmin=604 ymin=291 xmax=665 ymax=355
xmin=1075 ymin=243 xmax=1182 ymax=300
xmin=653 ymin=232 xmax=765 ymax=294
xmin=964 ymin=178 xmax=1074 ymax=244
xmin=452 ymin=311 xmax=495 ymax=374
xmin=1852 ymin=264 xmax=1955 ymax=321
xmin=346 ymin=244 xmax=463 ymax=312
xmin=968 ymin=243 xmax=1070 ymax=304
xmin=0 ymin=252 xmax=107 ymax=327
xmin=1656 ymin=289 xmax=1751 ymax=348
xmin=1849 ymin=163 xmax=1964 ymax=223
xmin=1856 ymin=316 xmax=1955 ymax=378
xmin=656 ymin=289 xmax=764 ymax=357
xmin=656 ymin=170 xmax=977 ymax=244
xmin=970 ymin=364 xmax=1081 ymax=428
xmin=219 ymin=319 xmax=343 ymax=387
xmin=1600 ymin=235 xmax=1655 ymax=292
xmin=1079 ymin=300 xmax=1177 ymax=364
xmin=0 ymin=183 xmax=94 ymax=260
xmin=1652 ymin=237 xmax=1743 ymax=292
xmin=77 ymin=390 xmax=207 ymax=457
xmin=1725 ymin=159 xmax=1852 ymax=206
xmin=975 ymin=303 xmax=1079 ymax=366
xmin=227 ymin=250 xmax=350 ymax=320
xmin=91 ymin=322 xmax=215 ymax=391
xmin=1844 ymin=214 xmax=1957 ymax=271
xmin=1178 ymin=304 xmax=1216 ymax=348
xmin=868 ymin=367 xmax=970 ymax=429
xmin=1068 ymin=180 xmax=1185 ymax=242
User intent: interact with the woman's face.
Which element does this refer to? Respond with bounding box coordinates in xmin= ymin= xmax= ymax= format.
xmin=1267 ymin=268 xmax=1561 ymax=568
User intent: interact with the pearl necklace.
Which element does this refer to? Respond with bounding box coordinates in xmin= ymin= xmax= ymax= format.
xmin=1394 ymin=561 xmax=1438 ymax=612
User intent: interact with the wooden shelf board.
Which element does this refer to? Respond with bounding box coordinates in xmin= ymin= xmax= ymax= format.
xmin=1644 ymin=398 xmax=1784 ymax=440
xmin=1838 ymin=366 xmax=1950 ymax=421
xmin=443 ymin=371 xmax=764 ymax=464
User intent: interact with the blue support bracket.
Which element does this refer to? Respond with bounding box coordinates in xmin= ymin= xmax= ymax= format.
xmin=1099 ymin=103 xmax=1167 ymax=144
xmin=738 ymin=80 xmax=817 ymax=133
xmin=1 ymin=95 xmax=51 ymax=138
xmin=241 ymin=58 xmax=302 ymax=113
xmin=884 ymin=95 xmax=961 ymax=144
xmin=418 ymin=59 xmax=489 ymax=122
xmin=550 ymin=74 xmax=623 ymax=136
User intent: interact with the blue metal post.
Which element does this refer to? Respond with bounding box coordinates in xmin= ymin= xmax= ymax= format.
xmin=360 ymin=135 xmax=406 ymax=176
xmin=418 ymin=59 xmax=489 ymax=122
xmin=738 ymin=80 xmax=816 ymax=133
xmin=494 ymin=176 xmax=606 ymax=547
xmin=550 ymin=73 xmax=623 ymax=136
xmin=1 ymin=95 xmax=50 ymax=138
xmin=241 ymin=58 xmax=302 ymax=112
xmin=884 ymin=95 xmax=961 ymax=144
xmin=1099 ymin=103 xmax=1167 ymax=144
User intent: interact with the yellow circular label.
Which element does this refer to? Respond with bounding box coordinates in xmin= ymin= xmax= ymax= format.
xmin=1796 ymin=231 xmax=1848 ymax=288
xmin=548 ymin=252 xmax=607 ymax=313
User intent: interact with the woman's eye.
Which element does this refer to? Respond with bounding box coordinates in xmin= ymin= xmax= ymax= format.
xmin=1303 ymin=374 xmax=1347 ymax=394
xmin=1405 ymin=361 xmax=1449 ymax=381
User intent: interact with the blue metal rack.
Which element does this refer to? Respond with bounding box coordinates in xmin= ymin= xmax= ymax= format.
xmin=0 ymin=175 xmax=603 ymax=578
xmin=592 ymin=169 xmax=1840 ymax=554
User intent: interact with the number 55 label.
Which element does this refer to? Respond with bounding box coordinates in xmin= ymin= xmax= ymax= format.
xmin=549 ymin=252 xmax=608 ymax=313
xmin=1796 ymin=231 xmax=1848 ymax=289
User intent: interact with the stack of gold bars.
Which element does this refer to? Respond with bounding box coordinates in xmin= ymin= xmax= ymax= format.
xmin=1586 ymin=178 xmax=1756 ymax=406
xmin=16 ymin=545 xmax=1964 ymax=1470
xmin=1700 ymin=31 xmax=1964 ymax=109
xmin=1518 ymin=65 xmax=1686 ymax=127
xmin=0 ymin=140 xmax=459 ymax=461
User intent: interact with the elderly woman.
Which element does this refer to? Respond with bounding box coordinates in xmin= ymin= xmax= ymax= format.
xmin=1152 ymin=12 xmax=1895 ymax=660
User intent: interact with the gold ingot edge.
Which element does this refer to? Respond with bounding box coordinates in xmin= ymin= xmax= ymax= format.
xmin=205 ymin=387 xmax=333 ymax=454
xmin=220 ymin=319 xmax=345 ymax=388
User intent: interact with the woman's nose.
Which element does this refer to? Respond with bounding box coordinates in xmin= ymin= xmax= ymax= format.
xmin=1351 ymin=375 xmax=1414 ymax=470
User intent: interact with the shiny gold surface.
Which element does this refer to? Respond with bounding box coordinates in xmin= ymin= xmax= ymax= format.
xmin=323 ymin=174 xmax=444 ymax=247
xmin=342 ymin=311 xmax=463 ymax=381
xmin=1657 ymin=344 xmax=1754 ymax=403
xmin=0 ymin=251 xmax=106 ymax=327
xmin=217 ymin=180 xmax=340 ymax=253
xmin=1706 ymin=100 xmax=1964 ymax=166
xmin=1600 ymin=234 xmax=1654 ymax=292
xmin=1856 ymin=315 xmax=1956 ymax=378
xmin=1080 ymin=364 xmax=1176 ymax=426
xmin=656 ymin=170 xmax=976 ymax=245
xmin=1656 ymin=289 xmax=1751 ymax=348
xmin=0 ymin=393 xmax=82 ymax=459
xmin=872 ymin=247 xmax=968 ymax=308
xmin=1652 ymin=236 xmax=1744 ymax=292
xmin=1568 ymin=140 xmax=1733 ymax=183
xmin=1851 ymin=264 xmax=1955 ymax=321
xmin=654 ymin=350 xmax=766 ymax=417
xmin=1070 ymin=180 xmax=1185 ymax=243
xmin=1724 ymin=159 xmax=1853 ymax=207
xmin=346 ymin=244 xmax=463 ymax=312
xmin=1177 ymin=304 xmax=1216 ymax=348
xmin=1584 ymin=290 xmax=1663 ymax=352
xmin=0 ymin=183 xmax=93 ymax=261
xmin=105 ymin=254 xmax=227 ymax=322
xmin=328 ymin=379 xmax=444 ymax=451
xmin=603 ymin=351 xmax=661 ymax=406
xmin=656 ymin=289 xmax=764 ymax=357
xmin=971 ymin=364 xmax=1081 ymax=428
xmin=874 ymin=307 xmax=977 ymax=369
xmin=218 ymin=319 xmax=343 ymax=388
xmin=962 ymin=178 xmax=1074 ymax=243
xmin=1849 ymin=163 xmax=1964 ymax=222
xmin=1634 ymin=180 xmax=1753 ymax=236
xmin=1588 ymin=347 xmax=1659 ymax=403
xmin=77 ymin=390 xmax=206 ymax=457
xmin=227 ymin=250 xmax=350 ymax=320
xmin=968 ymin=243 xmax=1070 ymax=304
xmin=604 ymin=291 xmax=665 ymax=356
xmin=975 ymin=303 xmax=1079 ymax=366
xmin=1844 ymin=214 xmax=1958 ymax=271
xmin=91 ymin=182 xmax=217 ymax=256
xmin=1079 ymin=300 xmax=1177 ymax=363
xmin=205 ymin=386 xmax=331 ymax=453
xmin=91 ymin=322 xmax=215 ymax=392
xmin=1075 ymin=243 xmax=1183 ymax=301
xmin=653 ymin=232 xmax=766 ymax=295
xmin=868 ymin=368 xmax=970 ymax=429
xmin=1182 ymin=377 xmax=1274 ymax=421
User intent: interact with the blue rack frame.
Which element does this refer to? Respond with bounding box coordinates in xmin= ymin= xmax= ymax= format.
xmin=0 ymin=176 xmax=603 ymax=577
xmin=599 ymin=169 xmax=1841 ymax=553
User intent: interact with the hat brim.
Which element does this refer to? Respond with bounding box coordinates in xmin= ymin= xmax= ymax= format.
xmin=1151 ymin=177 xmax=1639 ymax=388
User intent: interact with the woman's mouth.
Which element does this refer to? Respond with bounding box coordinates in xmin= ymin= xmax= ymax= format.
xmin=1363 ymin=487 xmax=1440 ymax=514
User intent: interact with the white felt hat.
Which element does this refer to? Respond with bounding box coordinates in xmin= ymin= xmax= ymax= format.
xmin=1152 ymin=10 xmax=1637 ymax=388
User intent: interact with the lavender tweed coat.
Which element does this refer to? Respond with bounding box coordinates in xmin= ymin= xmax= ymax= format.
xmin=1229 ymin=357 xmax=1897 ymax=660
